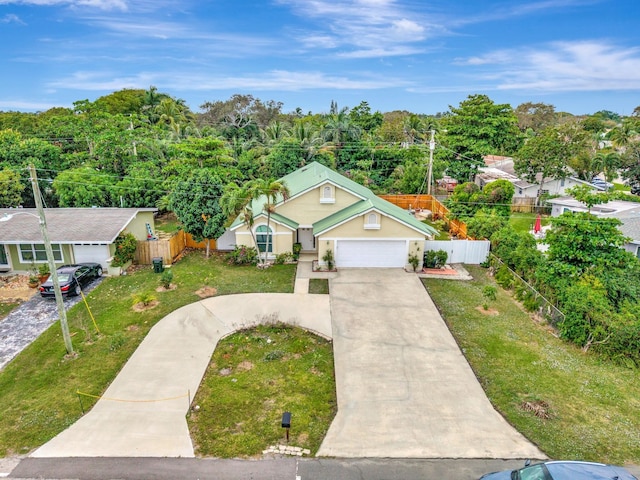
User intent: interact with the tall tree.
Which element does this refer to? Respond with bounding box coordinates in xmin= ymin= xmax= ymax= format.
xmin=440 ymin=95 xmax=523 ymax=183
xmin=169 ymin=168 xmax=229 ymax=257
xmin=0 ymin=168 xmax=25 ymax=207
xmin=514 ymin=102 xmax=556 ymax=133
xmin=514 ymin=126 xmax=574 ymax=205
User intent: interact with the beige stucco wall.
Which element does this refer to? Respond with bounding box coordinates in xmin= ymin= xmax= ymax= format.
xmin=276 ymin=184 xmax=361 ymax=225
xmin=123 ymin=211 xmax=156 ymax=240
xmin=322 ymin=212 xmax=424 ymax=239
xmin=234 ymin=220 xmax=294 ymax=257
xmin=316 ymin=213 xmax=427 ymax=268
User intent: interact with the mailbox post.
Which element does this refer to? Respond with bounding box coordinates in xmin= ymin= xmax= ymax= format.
xmin=281 ymin=411 xmax=291 ymax=443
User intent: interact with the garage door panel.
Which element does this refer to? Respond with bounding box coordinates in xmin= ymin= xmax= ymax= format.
xmin=73 ymin=245 xmax=111 ymax=267
xmin=336 ymin=240 xmax=406 ymax=268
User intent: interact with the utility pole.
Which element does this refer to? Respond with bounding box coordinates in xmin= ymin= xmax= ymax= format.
xmin=29 ymin=165 xmax=74 ymax=355
xmin=427 ymin=129 xmax=435 ymax=196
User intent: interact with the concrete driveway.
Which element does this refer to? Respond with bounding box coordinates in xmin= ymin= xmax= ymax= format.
xmin=317 ymin=269 xmax=545 ymax=459
xmin=31 ymin=267 xmax=544 ymax=459
xmin=32 ymin=293 xmax=332 ymax=458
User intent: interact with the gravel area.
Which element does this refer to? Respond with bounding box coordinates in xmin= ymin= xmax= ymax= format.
xmin=0 ymin=277 xmax=103 ymax=370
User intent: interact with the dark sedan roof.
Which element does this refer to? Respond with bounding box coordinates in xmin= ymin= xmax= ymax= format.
xmin=546 ymin=461 xmax=638 ymax=480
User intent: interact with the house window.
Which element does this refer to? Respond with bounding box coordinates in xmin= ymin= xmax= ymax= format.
xmin=560 ymin=178 xmax=565 ymax=187
xmin=364 ymin=212 xmax=380 ymax=230
xmin=320 ymin=185 xmax=335 ymax=204
xmin=19 ymin=243 xmax=63 ymax=263
xmin=255 ymin=225 xmax=273 ymax=253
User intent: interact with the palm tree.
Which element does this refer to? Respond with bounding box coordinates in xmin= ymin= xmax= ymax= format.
xmin=322 ymin=107 xmax=361 ymax=149
xmin=220 ymin=179 xmax=289 ymax=267
xmin=592 ymin=151 xmax=621 ymax=182
xmin=608 ymin=120 xmax=637 ymax=150
xmin=253 ymin=179 xmax=290 ymax=266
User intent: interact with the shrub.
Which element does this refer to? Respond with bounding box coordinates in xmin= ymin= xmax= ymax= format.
xmin=225 ymin=245 xmax=258 ymax=265
xmin=292 ymin=243 xmax=302 ymax=260
xmin=160 ymin=269 xmax=173 ymax=289
xmin=322 ymin=249 xmax=334 ymax=270
xmin=423 ymin=249 xmax=447 ymax=268
xmin=275 ymin=252 xmax=294 ymax=265
xmin=132 ymin=291 xmax=157 ymax=307
xmin=112 ymin=232 xmax=138 ymax=267
xmin=495 ymin=264 xmax=514 ymax=289
xmin=408 ymin=253 xmax=420 ymax=272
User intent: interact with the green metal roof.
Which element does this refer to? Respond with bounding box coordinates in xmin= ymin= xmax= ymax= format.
xmin=230 ymin=161 xmax=437 ymax=237
xmin=313 ymin=197 xmax=437 ymax=237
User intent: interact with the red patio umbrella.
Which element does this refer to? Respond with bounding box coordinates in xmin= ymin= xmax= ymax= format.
xmin=534 ymin=214 xmax=542 ymax=234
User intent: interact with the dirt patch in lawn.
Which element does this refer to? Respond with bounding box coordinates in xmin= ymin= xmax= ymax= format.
xmin=195 ymin=286 xmax=217 ymax=298
xmin=0 ymin=275 xmax=37 ymax=303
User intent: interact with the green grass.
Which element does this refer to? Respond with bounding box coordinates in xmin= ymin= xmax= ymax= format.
xmin=154 ymin=213 xmax=182 ymax=234
xmin=308 ymin=278 xmax=329 ymax=294
xmin=613 ymin=182 xmax=630 ymax=192
xmin=188 ymin=323 xmax=336 ymax=457
xmin=0 ymin=251 xmax=296 ymax=457
xmin=423 ymin=267 xmax=640 ymax=465
xmin=0 ymin=302 xmax=19 ymax=320
xmin=509 ymin=213 xmax=550 ymax=233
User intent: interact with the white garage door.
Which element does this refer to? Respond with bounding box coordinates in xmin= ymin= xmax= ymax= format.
xmin=335 ymin=240 xmax=407 ymax=268
xmin=73 ymin=244 xmax=111 ymax=267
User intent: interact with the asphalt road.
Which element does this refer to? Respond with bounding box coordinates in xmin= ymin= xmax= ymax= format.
xmin=8 ymin=457 xmax=537 ymax=480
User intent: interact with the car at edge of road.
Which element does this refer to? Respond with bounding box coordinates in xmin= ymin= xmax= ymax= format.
xmin=479 ymin=460 xmax=638 ymax=480
xmin=39 ymin=263 xmax=103 ymax=298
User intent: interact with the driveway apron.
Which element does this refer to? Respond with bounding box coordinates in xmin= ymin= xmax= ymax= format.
xmin=317 ymin=269 xmax=545 ymax=459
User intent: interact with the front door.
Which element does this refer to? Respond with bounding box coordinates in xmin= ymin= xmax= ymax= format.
xmin=0 ymin=244 xmax=10 ymax=271
xmin=297 ymin=228 xmax=315 ymax=251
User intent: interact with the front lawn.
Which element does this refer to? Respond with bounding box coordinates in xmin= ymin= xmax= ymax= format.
xmin=423 ymin=267 xmax=640 ymax=465
xmin=189 ymin=323 xmax=336 ymax=457
xmin=0 ymin=251 xmax=296 ymax=457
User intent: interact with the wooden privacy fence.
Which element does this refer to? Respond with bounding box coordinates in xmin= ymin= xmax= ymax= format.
xmin=135 ymin=230 xmax=217 ymax=265
xmin=378 ymin=194 xmax=469 ymax=239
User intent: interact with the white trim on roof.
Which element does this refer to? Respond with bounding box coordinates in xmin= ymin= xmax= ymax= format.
xmin=230 ymin=213 xmax=297 ymax=232
xmin=315 ymin=207 xmax=432 ymax=238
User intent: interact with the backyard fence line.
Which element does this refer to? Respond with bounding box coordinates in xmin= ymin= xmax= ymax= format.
xmin=378 ymin=194 xmax=469 ymax=239
xmin=488 ymin=253 xmax=565 ymax=326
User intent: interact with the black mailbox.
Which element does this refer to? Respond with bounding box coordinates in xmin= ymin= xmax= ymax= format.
xmin=281 ymin=411 xmax=291 ymax=429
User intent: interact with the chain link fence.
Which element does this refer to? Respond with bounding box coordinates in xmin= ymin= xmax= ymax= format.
xmin=488 ymin=253 xmax=565 ymax=327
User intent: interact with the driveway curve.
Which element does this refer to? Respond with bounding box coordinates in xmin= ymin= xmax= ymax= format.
xmin=33 ymin=293 xmax=331 ymax=458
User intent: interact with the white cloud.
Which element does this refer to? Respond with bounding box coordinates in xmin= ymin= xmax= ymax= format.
xmin=459 ymin=41 xmax=640 ymax=92
xmin=0 ymin=0 xmax=127 ymax=10
xmin=47 ymin=69 xmax=411 ymax=93
xmin=1 ymin=13 xmax=25 ymax=23
xmin=275 ymin=0 xmax=440 ymax=57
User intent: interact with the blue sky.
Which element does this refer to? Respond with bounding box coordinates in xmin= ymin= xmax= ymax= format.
xmin=1 ymin=0 xmax=639 ymax=116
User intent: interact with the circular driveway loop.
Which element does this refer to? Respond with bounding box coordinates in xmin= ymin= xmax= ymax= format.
xmin=33 ymin=269 xmax=545 ymax=459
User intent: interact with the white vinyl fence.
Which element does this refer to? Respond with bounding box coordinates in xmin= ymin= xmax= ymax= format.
xmin=424 ymin=239 xmax=490 ymax=264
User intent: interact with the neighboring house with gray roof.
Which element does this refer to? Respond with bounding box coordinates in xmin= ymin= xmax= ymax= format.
xmin=0 ymin=207 xmax=157 ymax=274
xmin=477 ymin=156 xmax=596 ymax=199
xmin=229 ymin=162 xmax=437 ymax=268
xmin=547 ymin=197 xmax=640 ymax=258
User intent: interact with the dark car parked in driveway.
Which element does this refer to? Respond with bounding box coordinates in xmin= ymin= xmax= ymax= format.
xmin=39 ymin=263 xmax=103 ymax=298
xmin=480 ymin=460 xmax=638 ymax=480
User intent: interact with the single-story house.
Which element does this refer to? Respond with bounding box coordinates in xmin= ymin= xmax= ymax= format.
xmin=229 ymin=162 xmax=437 ymax=268
xmin=547 ymin=197 xmax=640 ymax=258
xmin=478 ymin=156 xmax=596 ymax=198
xmin=0 ymin=207 xmax=157 ymax=273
